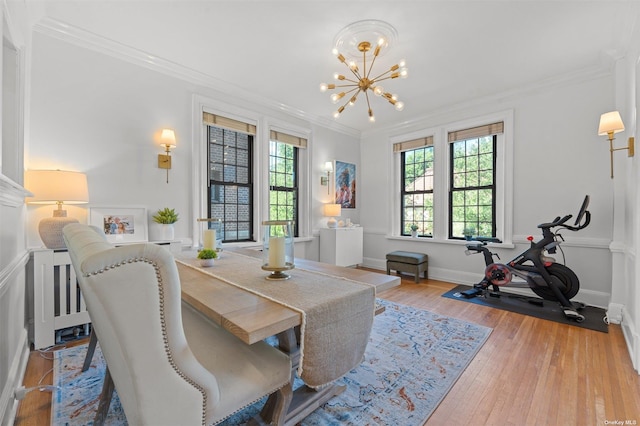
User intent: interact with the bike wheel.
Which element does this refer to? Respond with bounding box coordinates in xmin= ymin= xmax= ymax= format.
xmin=530 ymin=263 xmax=580 ymax=301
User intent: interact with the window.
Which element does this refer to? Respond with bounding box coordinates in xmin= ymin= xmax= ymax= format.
xmin=392 ymin=112 xmax=512 ymax=243
xmin=448 ymin=122 xmax=502 ymax=239
xmin=205 ymin=112 xmax=256 ymax=243
xmin=397 ymin=137 xmax=434 ymax=236
xmin=269 ymin=131 xmax=304 ymax=236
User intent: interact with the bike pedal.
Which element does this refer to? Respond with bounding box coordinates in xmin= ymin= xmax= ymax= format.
xmin=489 ymin=292 xmax=501 ymax=298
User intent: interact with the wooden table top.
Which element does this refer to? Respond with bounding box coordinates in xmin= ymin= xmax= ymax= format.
xmin=179 ymin=248 xmax=399 ymax=345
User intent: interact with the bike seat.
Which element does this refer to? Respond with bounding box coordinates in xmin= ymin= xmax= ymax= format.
xmin=473 ymin=236 xmax=502 ymax=243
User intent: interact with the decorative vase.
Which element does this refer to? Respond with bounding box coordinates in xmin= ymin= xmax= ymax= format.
xmin=159 ymin=224 xmax=175 ymax=241
xmin=199 ymin=258 xmax=214 ymax=267
xmin=411 ymin=230 xmax=418 ymax=238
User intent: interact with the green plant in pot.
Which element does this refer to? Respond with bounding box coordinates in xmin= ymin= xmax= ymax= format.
xmin=152 ymin=208 xmax=179 ymax=241
xmin=197 ymin=248 xmax=218 ymax=267
xmin=410 ymin=224 xmax=419 ymax=237
xmin=462 ymin=227 xmax=475 ymax=241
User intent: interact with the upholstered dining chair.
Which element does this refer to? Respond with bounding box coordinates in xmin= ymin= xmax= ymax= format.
xmin=63 ymin=224 xmax=292 ymax=425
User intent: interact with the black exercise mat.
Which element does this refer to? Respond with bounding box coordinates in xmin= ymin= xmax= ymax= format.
xmin=442 ymin=285 xmax=608 ymax=333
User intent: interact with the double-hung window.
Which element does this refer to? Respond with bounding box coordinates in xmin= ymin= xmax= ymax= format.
xmin=448 ymin=122 xmax=502 ymax=239
xmin=268 ymin=131 xmax=306 ymax=237
xmin=204 ymin=112 xmax=255 ymax=242
xmin=396 ymin=136 xmax=434 ymax=237
xmin=394 ymin=113 xmax=511 ymax=243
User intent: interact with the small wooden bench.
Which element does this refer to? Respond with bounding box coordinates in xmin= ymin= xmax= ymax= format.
xmin=386 ymin=251 xmax=428 ymax=283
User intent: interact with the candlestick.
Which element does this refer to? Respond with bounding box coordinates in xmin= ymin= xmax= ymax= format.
xmin=268 ymin=236 xmax=286 ymax=268
xmin=203 ymin=229 xmax=216 ymax=250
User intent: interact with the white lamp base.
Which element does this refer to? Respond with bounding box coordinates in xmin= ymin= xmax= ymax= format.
xmin=39 ymin=209 xmax=79 ymax=249
xmin=327 ymin=217 xmax=337 ymax=228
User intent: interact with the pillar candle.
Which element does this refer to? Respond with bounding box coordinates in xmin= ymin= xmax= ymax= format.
xmin=203 ymin=229 xmax=216 ymax=250
xmin=268 ymin=236 xmax=286 ymax=268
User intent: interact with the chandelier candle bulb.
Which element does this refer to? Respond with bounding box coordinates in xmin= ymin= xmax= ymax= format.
xmin=203 ymin=229 xmax=216 ymax=250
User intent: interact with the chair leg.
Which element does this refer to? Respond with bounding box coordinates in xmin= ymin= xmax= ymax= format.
xmin=94 ymin=365 xmax=115 ymax=426
xmin=82 ymin=331 xmax=98 ymax=372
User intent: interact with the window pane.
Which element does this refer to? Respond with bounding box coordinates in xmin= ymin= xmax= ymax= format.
xmin=449 ymin=134 xmax=496 ymax=239
xmin=401 ymin=146 xmax=434 ymax=237
xmin=208 ymin=126 xmax=253 ymax=242
xmin=268 ymin=140 xmax=298 ymax=236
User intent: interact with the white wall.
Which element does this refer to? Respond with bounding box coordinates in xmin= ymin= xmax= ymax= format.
xmin=359 ymin=72 xmax=616 ymax=308
xmin=25 ymin=31 xmax=361 ymax=256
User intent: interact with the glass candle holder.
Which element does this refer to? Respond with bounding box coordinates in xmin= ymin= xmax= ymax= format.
xmin=261 ymin=220 xmax=294 ymax=280
xmin=197 ymin=218 xmax=221 ymax=251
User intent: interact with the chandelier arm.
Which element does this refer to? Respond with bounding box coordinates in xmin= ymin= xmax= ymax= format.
xmin=366 ymin=53 xmax=380 ymax=80
xmin=330 ymin=83 xmax=360 ymax=89
xmin=369 ymin=69 xmax=394 ymax=83
xmin=343 ymin=63 xmax=363 ymax=81
xmin=364 ymin=89 xmax=372 ymax=111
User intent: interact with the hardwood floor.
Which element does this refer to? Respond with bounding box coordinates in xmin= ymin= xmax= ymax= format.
xmin=14 ymin=273 xmax=640 ymax=425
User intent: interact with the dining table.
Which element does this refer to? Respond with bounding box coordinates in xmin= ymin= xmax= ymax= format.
xmin=176 ymin=247 xmax=400 ymax=425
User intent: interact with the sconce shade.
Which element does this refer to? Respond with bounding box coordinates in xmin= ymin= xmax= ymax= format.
xmin=324 ymin=161 xmax=333 ymax=173
xmin=25 ymin=170 xmax=89 ymax=249
xmin=598 ymin=111 xmax=625 ymax=136
xmin=159 ymin=128 xmax=177 ymax=148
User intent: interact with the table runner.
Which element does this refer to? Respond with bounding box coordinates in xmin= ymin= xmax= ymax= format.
xmin=175 ymin=251 xmax=376 ymax=388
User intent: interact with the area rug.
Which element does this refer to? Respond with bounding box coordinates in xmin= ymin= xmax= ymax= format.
xmin=442 ymin=284 xmax=608 ymax=333
xmin=52 ymin=299 xmax=492 ymax=425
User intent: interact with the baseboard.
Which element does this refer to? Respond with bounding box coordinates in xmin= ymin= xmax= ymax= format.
xmin=621 ymin=307 xmax=639 ymax=373
xmin=0 ymin=329 xmax=29 ymax=426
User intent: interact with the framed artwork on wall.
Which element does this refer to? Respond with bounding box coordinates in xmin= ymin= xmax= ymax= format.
xmin=89 ymin=207 xmax=148 ymax=244
xmin=334 ymin=160 xmax=356 ymax=209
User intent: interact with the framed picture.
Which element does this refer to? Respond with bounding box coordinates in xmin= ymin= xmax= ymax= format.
xmin=89 ymin=207 xmax=148 ymax=244
xmin=334 ymin=160 xmax=356 ymax=209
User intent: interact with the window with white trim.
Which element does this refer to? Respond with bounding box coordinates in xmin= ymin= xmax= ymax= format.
xmin=393 ymin=111 xmax=512 ymax=243
xmin=396 ymin=137 xmax=434 ymax=237
xmin=448 ymin=122 xmax=503 ymax=239
xmin=269 ymin=131 xmax=307 ymax=237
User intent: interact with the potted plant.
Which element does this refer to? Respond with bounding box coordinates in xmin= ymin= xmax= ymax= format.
xmin=463 ymin=227 xmax=475 ymax=241
xmin=410 ymin=224 xmax=419 ymax=238
xmin=197 ymin=248 xmax=218 ymax=267
xmin=152 ymin=208 xmax=179 ymax=241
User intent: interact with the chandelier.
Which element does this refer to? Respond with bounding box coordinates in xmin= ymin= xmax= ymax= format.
xmin=320 ymin=20 xmax=408 ymax=123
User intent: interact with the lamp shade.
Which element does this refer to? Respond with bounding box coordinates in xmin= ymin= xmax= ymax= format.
xmin=323 ymin=203 xmax=342 ymax=217
xmin=159 ymin=128 xmax=177 ymax=148
xmin=25 ymin=170 xmax=89 ymax=249
xmin=25 ymin=170 xmax=89 ymax=205
xmin=598 ymin=111 xmax=625 ymax=136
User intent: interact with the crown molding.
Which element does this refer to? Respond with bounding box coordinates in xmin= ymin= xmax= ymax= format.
xmin=33 ymin=17 xmax=361 ymax=139
xmin=363 ymin=63 xmax=612 ymax=138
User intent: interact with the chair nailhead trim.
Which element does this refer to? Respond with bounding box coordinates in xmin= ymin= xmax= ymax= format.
xmin=85 ymin=257 xmax=208 ymax=425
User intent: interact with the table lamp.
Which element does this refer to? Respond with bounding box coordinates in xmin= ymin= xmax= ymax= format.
xmin=25 ymin=170 xmax=89 ymax=249
xmin=323 ymin=203 xmax=342 ymax=228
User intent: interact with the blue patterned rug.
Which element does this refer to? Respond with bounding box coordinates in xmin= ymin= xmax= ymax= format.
xmin=52 ymin=299 xmax=491 ymax=425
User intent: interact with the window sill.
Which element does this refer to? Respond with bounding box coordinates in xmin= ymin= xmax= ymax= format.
xmin=385 ymin=235 xmax=515 ymax=249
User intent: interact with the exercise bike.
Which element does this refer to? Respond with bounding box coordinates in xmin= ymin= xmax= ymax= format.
xmin=461 ymin=195 xmax=591 ymax=322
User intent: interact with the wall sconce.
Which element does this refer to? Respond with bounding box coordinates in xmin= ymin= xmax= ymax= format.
xmin=25 ymin=169 xmax=89 ymax=249
xmin=598 ymin=111 xmax=634 ymax=179
xmin=320 ymin=161 xmax=333 ymax=194
xmin=323 ymin=203 xmax=342 ymax=228
xmin=158 ymin=128 xmax=177 ymax=183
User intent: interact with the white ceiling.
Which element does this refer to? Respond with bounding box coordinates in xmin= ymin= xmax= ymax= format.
xmin=38 ymin=1 xmax=640 ymax=133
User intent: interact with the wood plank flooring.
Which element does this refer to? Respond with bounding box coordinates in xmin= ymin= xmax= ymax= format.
xmin=14 ymin=272 xmax=640 ymax=425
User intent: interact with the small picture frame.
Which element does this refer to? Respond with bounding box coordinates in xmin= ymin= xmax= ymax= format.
xmin=89 ymin=207 xmax=148 ymax=244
